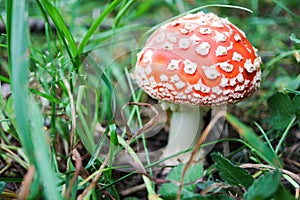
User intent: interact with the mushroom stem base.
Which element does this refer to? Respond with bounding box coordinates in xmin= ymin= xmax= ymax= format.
xmin=161 ymin=107 xmax=206 ymax=166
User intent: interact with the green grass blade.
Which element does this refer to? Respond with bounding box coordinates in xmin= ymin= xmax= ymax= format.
xmin=284 ymin=88 xmax=300 ymax=95
xmin=76 ymin=86 xmax=97 ymax=153
xmin=254 ymin=122 xmax=275 ymax=152
xmin=264 ymin=50 xmax=300 ymax=77
xmin=77 ymin=0 xmax=123 ymax=55
xmin=5 ymin=0 xmax=12 ymax=50
xmin=0 ymin=76 xmax=10 ymax=83
xmin=226 ymin=114 xmax=283 ymax=168
xmin=86 ymin=128 xmax=109 ymax=168
xmin=8 ymin=0 xmax=35 ymax=161
xmin=275 ymin=116 xmax=297 ymax=154
xmin=99 ymin=71 xmax=115 ymax=123
xmin=140 ymin=4 xmax=253 ymax=46
xmin=29 ymin=88 xmax=60 ymax=104
xmin=117 ymin=135 xmax=156 ymax=196
xmin=113 ymin=0 xmax=135 ymax=28
xmin=38 ymin=0 xmax=77 ymax=58
xmin=28 ymin=98 xmax=62 ymax=200
xmin=271 ymin=0 xmax=300 ymax=20
xmin=8 ymin=1 xmax=61 ymax=198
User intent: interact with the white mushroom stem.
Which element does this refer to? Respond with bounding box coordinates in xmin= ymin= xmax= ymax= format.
xmin=161 ymin=105 xmax=206 ymax=165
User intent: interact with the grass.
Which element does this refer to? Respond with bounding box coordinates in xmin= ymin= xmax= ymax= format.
xmin=0 ymin=0 xmax=299 ymax=199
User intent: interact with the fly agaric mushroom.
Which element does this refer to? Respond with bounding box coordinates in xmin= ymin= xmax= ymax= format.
xmin=134 ymin=12 xmax=261 ymax=165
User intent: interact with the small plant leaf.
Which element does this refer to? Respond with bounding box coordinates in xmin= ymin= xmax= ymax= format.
xmin=274 ymin=75 xmax=300 ymax=91
xmin=290 ymin=33 xmax=300 ymax=44
xmin=211 ymin=152 xmax=254 ymax=189
xmin=0 ymin=182 xmax=5 ymax=194
xmin=244 ymin=170 xmax=281 ymax=200
xmin=292 ymin=94 xmax=300 ymax=127
xmin=273 ymin=184 xmax=295 ymax=200
xmin=294 ymin=98 xmax=300 ymax=113
xmin=167 ymin=163 xmax=203 ymax=183
xmin=159 ymin=182 xmax=201 ymax=200
xmin=159 ymin=163 xmax=203 ymax=200
xmin=268 ymin=92 xmax=294 ymax=130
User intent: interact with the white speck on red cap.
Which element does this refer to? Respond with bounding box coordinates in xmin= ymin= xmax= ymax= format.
xmin=190 ymin=34 xmax=202 ymax=45
xmin=179 ymin=38 xmax=191 ymax=49
xmin=183 ymin=59 xmax=197 ymax=75
xmin=195 ymin=42 xmax=211 ymax=56
xmin=219 ymin=61 xmax=234 ymax=72
xmin=232 ymin=52 xmax=243 ymax=62
xmin=215 ymin=46 xmax=228 ymax=56
xmin=160 ymin=74 xmax=169 ymax=82
xmin=167 ymin=59 xmax=181 ymax=71
xmin=234 ymin=33 xmax=242 ymax=42
xmin=213 ymin=30 xmax=227 ymax=42
xmin=134 ymin=12 xmax=261 ymax=106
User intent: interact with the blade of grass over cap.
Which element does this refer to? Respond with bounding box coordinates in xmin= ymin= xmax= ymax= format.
xmin=77 ymin=0 xmax=123 ymax=55
xmin=140 ymin=4 xmax=253 ymax=47
xmin=7 ymin=0 xmax=34 ymax=161
xmin=226 ymin=114 xmax=283 ymax=168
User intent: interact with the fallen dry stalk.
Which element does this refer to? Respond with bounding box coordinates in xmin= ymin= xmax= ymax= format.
xmin=121 ymin=102 xmax=159 ymax=143
xmin=119 ymin=184 xmax=146 ymax=196
xmin=77 ymin=150 xmax=110 ymax=200
xmin=240 ymin=163 xmax=300 ymax=199
xmin=200 ymin=182 xmax=231 ymax=196
xmin=18 ymin=165 xmax=35 ymax=200
xmin=63 ymin=79 xmax=76 ymax=151
xmin=65 ymin=149 xmax=82 ymax=199
xmin=240 ymin=163 xmax=300 ymax=184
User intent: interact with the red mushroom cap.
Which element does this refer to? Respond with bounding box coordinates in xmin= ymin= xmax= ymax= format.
xmin=134 ymin=12 xmax=261 ymax=106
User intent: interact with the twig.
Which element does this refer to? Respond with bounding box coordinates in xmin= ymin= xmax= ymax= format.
xmin=200 ymin=182 xmax=231 ymax=196
xmin=285 ymin=158 xmax=300 ymax=169
xmin=18 ymin=165 xmax=35 ymax=200
xmin=65 ymin=149 xmax=82 ymax=199
xmin=176 ymin=110 xmax=226 ymax=200
xmin=241 ymin=163 xmax=300 ymax=199
xmin=63 ymin=79 xmax=76 ymax=151
xmin=119 ymin=184 xmax=146 ymax=196
xmin=239 ymin=163 xmax=300 ymax=184
xmin=77 ymin=150 xmax=111 ymax=200
xmin=0 ymin=145 xmax=29 ymax=169
xmin=121 ymin=102 xmax=159 ymax=143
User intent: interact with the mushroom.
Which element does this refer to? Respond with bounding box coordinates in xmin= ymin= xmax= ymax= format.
xmin=134 ymin=12 xmax=261 ymax=165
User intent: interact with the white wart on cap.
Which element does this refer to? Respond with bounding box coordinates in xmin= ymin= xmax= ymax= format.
xmin=135 ymin=12 xmax=261 ymax=106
